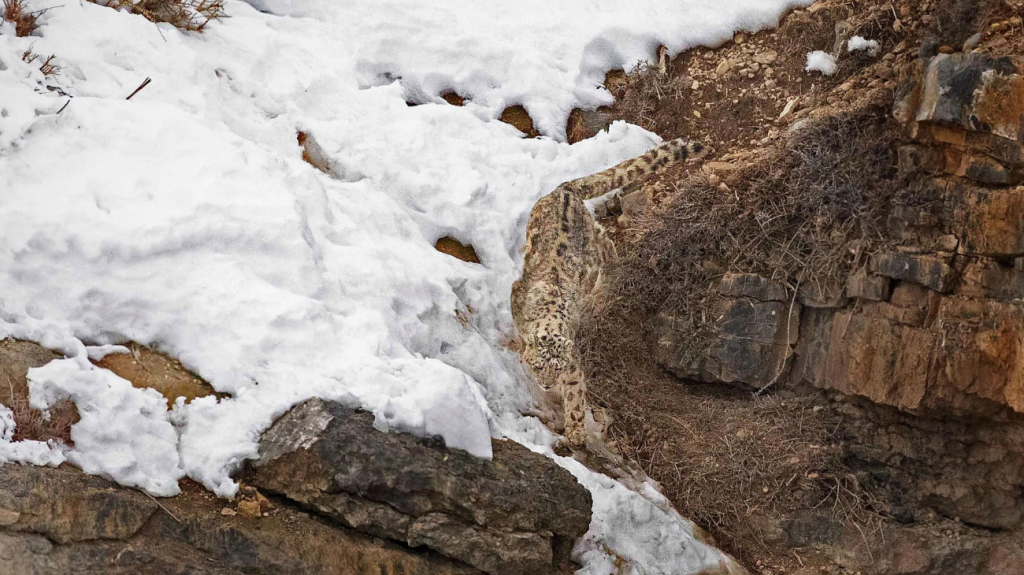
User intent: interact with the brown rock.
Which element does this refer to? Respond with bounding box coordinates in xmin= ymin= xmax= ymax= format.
xmin=434 ymin=236 xmax=481 ymax=263
xmin=441 ymin=91 xmax=465 ymax=106
xmin=717 ymin=272 xmax=788 ymax=302
xmin=845 ymin=266 xmax=891 ymax=301
xmin=499 ymin=105 xmax=540 ymax=138
xmin=0 ymin=464 xmax=157 ymax=544
xmin=246 ymin=399 xmax=591 ymax=575
xmin=0 ymin=465 xmax=481 ymax=575
xmin=958 ymin=258 xmax=1024 ymax=300
xmin=870 ymin=252 xmax=956 ymax=293
xmin=657 ymin=288 xmax=799 ymax=388
xmin=957 ymin=186 xmax=1024 ymax=257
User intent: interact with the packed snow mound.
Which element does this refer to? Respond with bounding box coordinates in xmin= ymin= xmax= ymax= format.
xmin=28 ymin=358 xmax=185 ymax=496
xmin=805 ymin=50 xmax=838 ymax=75
xmin=1 ymin=0 xmax=807 ymax=572
xmin=847 ymin=35 xmax=880 ymax=56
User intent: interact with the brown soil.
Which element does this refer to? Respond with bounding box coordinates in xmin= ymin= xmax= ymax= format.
xmin=94 ymin=343 xmax=219 ymax=408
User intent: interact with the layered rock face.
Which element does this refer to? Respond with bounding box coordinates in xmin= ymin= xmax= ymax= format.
xmin=0 ymin=463 xmax=481 ymax=575
xmin=245 ymin=398 xmax=593 ymax=575
xmin=656 ymin=51 xmax=1024 ymax=571
xmin=0 ymin=340 xmax=592 ymax=575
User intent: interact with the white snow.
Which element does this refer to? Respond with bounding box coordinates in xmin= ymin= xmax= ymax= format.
xmin=28 ymin=358 xmax=185 ymax=496
xmin=847 ymin=35 xmax=880 ymax=57
xmin=805 ymin=49 xmax=838 ymax=75
xmin=0 ymin=0 xmax=807 ymax=572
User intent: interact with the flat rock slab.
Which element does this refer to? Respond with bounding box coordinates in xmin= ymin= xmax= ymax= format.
xmin=0 ymin=464 xmax=157 ymax=544
xmin=246 ymin=398 xmax=592 ymax=575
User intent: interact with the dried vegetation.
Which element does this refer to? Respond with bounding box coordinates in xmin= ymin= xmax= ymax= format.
xmin=579 ymin=107 xmax=903 ymax=562
xmin=89 ymin=0 xmax=224 ymax=31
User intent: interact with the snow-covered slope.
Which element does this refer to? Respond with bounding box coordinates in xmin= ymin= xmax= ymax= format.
xmin=0 ymin=1 xmax=806 ymax=572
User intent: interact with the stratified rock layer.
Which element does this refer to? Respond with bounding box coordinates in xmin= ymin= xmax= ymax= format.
xmin=246 ymin=398 xmax=593 ymax=575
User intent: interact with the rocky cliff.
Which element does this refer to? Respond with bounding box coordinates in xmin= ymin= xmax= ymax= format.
xmin=647 ymin=34 xmax=1024 ymax=575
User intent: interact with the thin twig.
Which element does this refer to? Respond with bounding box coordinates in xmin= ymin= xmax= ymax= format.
xmin=125 ymin=77 xmax=152 ymax=100
xmin=141 ymin=490 xmax=181 ymax=523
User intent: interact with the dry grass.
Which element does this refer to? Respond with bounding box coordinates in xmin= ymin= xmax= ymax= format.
xmin=611 ymin=60 xmax=685 ymax=133
xmin=579 ymin=304 xmax=886 ymax=564
xmin=89 ymin=0 xmax=224 ymax=32
xmin=21 ymin=49 xmax=60 ymax=79
xmin=6 ymin=395 xmax=79 ymax=445
xmin=607 ymin=108 xmax=900 ymax=363
xmin=3 ymin=0 xmax=37 ymax=36
xmin=576 ymin=107 xmax=903 ymax=564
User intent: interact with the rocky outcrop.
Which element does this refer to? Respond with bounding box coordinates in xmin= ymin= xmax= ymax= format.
xmin=651 ymin=42 xmax=1024 ymax=571
xmin=245 ymin=398 xmax=592 ymax=575
xmin=657 ymin=273 xmax=798 ymax=388
xmin=0 ymin=463 xmax=479 ymax=575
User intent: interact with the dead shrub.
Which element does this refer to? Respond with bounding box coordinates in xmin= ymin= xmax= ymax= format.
xmin=608 ymin=108 xmax=900 ymax=362
xmin=89 ymin=0 xmax=224 ymax=32
xmin=21 ymin=49 xmax=60 ymax=79
xmin=578 ymin=303 xmax=885 ymax=564
xmin=612 ymin=60 xmax=684 ymax=133
xmin=3 ymin=0 xmax=39 ymax=36
xmin=577 ymin=107 xmax=902 ymax=563
xmin=6 ymin=395 xmax=79 ymax=445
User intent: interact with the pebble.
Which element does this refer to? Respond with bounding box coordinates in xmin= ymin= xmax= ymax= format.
xmin=753 ymin=50 xmax=778 ymax=65
xmin=764 ymin=79 xmax=777 ymax=89
xmin=962 ymin=33 xmax=982 ymax=51
xmin=715 ymin=59 xmax=732 ymax=75
xmin=221 ymin=507 xmax=237 ymax=516
xmin=691 ymin=80 xmax=700 ymax=90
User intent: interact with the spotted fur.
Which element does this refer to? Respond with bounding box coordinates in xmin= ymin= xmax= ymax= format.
xmin=512 ymin=138 xmax=706 ymax=446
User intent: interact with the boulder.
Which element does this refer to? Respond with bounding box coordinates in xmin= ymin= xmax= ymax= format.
xmin=895 ymin=53 xmax=1024 ymax=185
xmin=657 ymin=274 xmax=798 ymax=388
xmin=870 ymin=252 xmax=956 ymax=293
xmin=245 ymin=398 xmax=592 ymax=575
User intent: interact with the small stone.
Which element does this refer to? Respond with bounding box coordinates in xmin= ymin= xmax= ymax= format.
xmin=221 ymin=507 xmax=237 ymax=516
xmin=693 ymin=110 xmax=702 ymax=118
xmin=938 ymin=45 xmax=955 ymax=54
xmin=753 ymin=50 xmax=778 ymax=64
xmin=962 ymin=33 xmax=982 ymax=51
xmin=936 ymin=235 xmax=959 ymax=252
xmin=715 ymin=59 xmax=732 ymax=75
xmin=237 ymin=498 xmax=262 ymax=518
xmin=708 ymin=174 xmax=721 ymax=186
xmin=691 ymin=80 xmax=700 ymax=90
xmin=764 ymin=79 xmax=777 ymax=89
xmin=717 ymin=182 xmax=731 ymax=193
xmin=877 ymin=67 xmax=894 ymax=80
xmin=779 ymin=97 xmax=799 ymax=118
xmin=0 ymin=508 xmax=20 ymax=526
xmin=764 ymin=67 xmax=774 ymax=77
